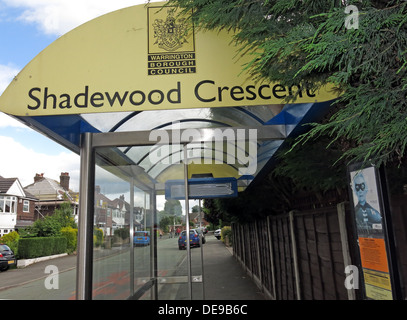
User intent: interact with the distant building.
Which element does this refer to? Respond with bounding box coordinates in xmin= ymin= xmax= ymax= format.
xmin=0 ymin=176 xmax=38 ymax=237
xmin=94 ymin=186 xmax=144 ymax=236
xmin=189 ymin=210 xmax=209 ymax=228
xmin=94 ymin=185 xmax=114 ymax=236
xmin=24 ymin=172 xmax=79 ymax=222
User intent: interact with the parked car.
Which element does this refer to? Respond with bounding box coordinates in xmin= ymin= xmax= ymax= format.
xmin=0 ymin=244 xmax=16 ymax=271
xmin=133 ymin=231 xmax=150 ymax=246
xmin=196 ymin=226 xmax=208 ymax=235
xmin=214 ymin=229 xmax=221 ymax=240
xmin=178 ymin=229 xmax=204 ymax=250
xmin=196 ymin=228 xmax=206 ymax=244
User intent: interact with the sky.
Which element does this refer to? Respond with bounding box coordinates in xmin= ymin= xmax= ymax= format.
xmin=0 ymin=0 xmax=161 ymax=192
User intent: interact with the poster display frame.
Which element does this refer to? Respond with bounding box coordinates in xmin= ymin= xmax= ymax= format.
xmin=347 ymin=162 xmax=401 ymax=300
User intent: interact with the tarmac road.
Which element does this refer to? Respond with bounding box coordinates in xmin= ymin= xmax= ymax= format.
xmin=0 ymin=233 xmax=265 ymax=300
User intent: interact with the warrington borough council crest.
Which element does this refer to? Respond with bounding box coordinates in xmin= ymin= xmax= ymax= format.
xmin=153 ymin=9 xmax=188 ymax=52
xmin=148 ymin=6 xmax=196 ymax=76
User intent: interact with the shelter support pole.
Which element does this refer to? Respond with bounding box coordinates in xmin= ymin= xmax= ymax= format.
xmin=199 ymin=199 xmax=205 ymax=300
xmin=76 ymin=132 xmax=95 ymax=300
xmin=183 ymin=144 xmax=192 ymax=300
xmin=151 ymin=188 xmax=158 ymax=300
xmin=129 ymin=178 xmax=135 ymax=296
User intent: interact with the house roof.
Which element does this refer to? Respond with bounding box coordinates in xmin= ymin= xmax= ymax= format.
xmin=0 ymin=177 xmax=17 ymax=194
xmin=0 ymin=176 xmax=37 ymax=200
xmin=24 ymin=176 xmax=72 ymax=202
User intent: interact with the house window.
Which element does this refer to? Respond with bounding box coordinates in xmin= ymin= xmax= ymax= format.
xmin=0 ymin=196 xmax=17 ymax=214
xmin=23 ymin=200 xmax=30 ymax=212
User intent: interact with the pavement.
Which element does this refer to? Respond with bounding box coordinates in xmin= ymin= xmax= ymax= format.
xmin=0 ymin=233 xmax=265 ymax=300
xmin=202 ymin=235 xmax=265 ymax=300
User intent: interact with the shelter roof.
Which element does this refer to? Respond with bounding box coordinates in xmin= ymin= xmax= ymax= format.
xmin=0 ymin=2 xmax=337 ymax=193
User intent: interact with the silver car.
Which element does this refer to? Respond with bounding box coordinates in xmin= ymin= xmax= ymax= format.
xmin=214 ymin=229 xmax=221 ymax=240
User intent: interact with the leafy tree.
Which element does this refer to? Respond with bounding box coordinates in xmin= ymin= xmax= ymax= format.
xmin=54 ymin=201 xmax=77 ymax=229
xmin=159 ymin=214 xmax=182 ymax=232
xmin=203 ymin=198 xmax=233 ymax=225
xmin=164 ymin=199 xmax=183 ymax=216
xmin=169 ymin=0 xmax=407 ymax=174
xmin=21 ymin=201 xmax=76 ymax=237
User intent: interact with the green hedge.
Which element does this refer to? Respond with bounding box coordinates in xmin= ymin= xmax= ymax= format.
xmin=221 ymin=226 xmax=233 ymax=245
xmin=60 ymin=227 xmax=78 ymax=254
xmin=18 ymin=237 xmax=67 ymax=259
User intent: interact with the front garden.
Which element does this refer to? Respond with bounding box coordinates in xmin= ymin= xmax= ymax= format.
xmin=0 ymin=202 xmax=78 ymax=260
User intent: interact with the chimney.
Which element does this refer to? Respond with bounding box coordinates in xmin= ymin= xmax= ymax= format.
xmin=60 ymin=172 xmax=70 ymax=191
xmin=34 ymin=173 xmax=44 ymax=183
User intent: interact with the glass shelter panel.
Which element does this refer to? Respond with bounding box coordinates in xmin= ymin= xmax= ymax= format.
xmin=156 ymin=197 xmax=204 ymax=300
xmin=91 ymin=144 xmax=204 ymax=300
xmin=92 ymin=151 xmax=154 ymax=300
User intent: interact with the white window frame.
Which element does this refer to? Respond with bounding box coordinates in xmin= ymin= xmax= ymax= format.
xmin=23 ymin=200 xmax=30 ymax=212
xmin=0 ymin=196 xmax=17 ymax=214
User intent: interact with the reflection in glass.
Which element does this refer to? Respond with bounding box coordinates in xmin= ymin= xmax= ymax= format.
xmin=92 ymin=157 xmax=153 ymax=300
xmin=92 ymin=144 xmax=205 ymax=300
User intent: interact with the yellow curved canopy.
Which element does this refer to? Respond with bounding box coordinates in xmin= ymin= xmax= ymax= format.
xmin=0 ymin=2 xmax=337 ymax=117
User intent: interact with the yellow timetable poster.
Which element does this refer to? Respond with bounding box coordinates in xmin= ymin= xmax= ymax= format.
xmin=359 ymin=237 xmax=393 ymax=300
xmin=350 ymin=165 xmax=395 ymax=300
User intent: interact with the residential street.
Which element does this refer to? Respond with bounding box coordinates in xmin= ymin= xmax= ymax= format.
xmin=0 ymin=234 xmax=264 ymax=300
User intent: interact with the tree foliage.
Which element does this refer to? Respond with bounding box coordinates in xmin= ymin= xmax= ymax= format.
xmin=164 ymin=199 xmax=183 ymax=216
xmin=168 ymin=0 xmax=407 ymax=221
xmin=21 ymin=201 xmax=77 ymax=238
xmin=169 ymin=0 xmax=407 ymax=168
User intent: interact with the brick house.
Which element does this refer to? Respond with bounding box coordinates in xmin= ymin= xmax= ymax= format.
xmin=94 ymin=185 xmax=114 ymax=236
xmin=189 ymin=210 xmax=209 ymax=228
xmin=94 ymin=186 xmax=144 ymax=237
xmin=0 ymin=176 xmax=38 ymax=237
xmin=24 ymin=172 xmax=79 ymax=222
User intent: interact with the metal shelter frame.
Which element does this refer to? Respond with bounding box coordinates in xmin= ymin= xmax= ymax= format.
xmin=76 ymin=125 xmax=287 ymax=300
xmin=0 ymin=2 xmax=339 ymax=301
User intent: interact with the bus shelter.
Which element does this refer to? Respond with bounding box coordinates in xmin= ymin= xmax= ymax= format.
xmin=0 ymin=2 xmax=337 ymax=300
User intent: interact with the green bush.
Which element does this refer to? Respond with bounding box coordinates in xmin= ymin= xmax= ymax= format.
xmin=61 ymin=227 xmax=78 ymax=254
xmin=1 ymin=231 xmax=19 ymax=243
xmin=0 ymin=231 xmax=20 ymax=256
xmin=221 ymin=226 xmax=232 ymax=245
xmin=114 ymin=227 xmax=128 ymax=240
xmin=20 ymin=201 xmax=77 ymax=238
xmin=18 ymin=237 xmax=67 ymax=259
xmin=94 ymin=228 xmax=104 ymax=247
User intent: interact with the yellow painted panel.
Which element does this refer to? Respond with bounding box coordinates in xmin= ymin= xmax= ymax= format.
xmin=0 ymin=2 xmax=339 ymax=117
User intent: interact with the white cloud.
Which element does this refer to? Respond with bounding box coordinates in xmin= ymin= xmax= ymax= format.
xmin=0 ymin=135 xmax=80 ymax=191
xmin=2 ymin=0 xmax=160 ymax=36
xmin=0 ymin=64 xmax=20 ymax=94
xmin=0 ymin=64 xmax=26 ymax=129
xmin=0 ymin=112 xmax=26 ymax=128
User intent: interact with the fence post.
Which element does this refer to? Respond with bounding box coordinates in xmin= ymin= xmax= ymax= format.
xmin=254 ymin=220 xmax=263 ymax=288
xmin=289 ymin=210 xmax=301 ymax=300
xmin=337 ymin=202 xmax=356 ymax=300
xmin=267 ymin=215 xmax=277 ymax=299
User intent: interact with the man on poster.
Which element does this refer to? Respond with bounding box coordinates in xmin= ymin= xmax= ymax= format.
xmin=353 ymin=172 xmax=383 ymax=236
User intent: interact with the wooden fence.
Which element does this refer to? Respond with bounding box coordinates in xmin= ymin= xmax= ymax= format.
xmin=232 ymin=202 xmax=359 ymax=300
